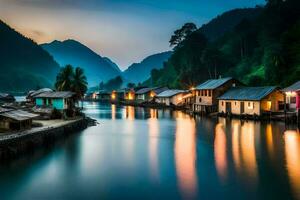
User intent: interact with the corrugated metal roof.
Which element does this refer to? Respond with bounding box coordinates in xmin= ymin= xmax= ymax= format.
xmin=0 ymin=107 xmax=13 ymax=113
xmin=0 ymin=110 xmax=39 ymax=121
xmin=218 ymin=86 xmax=278 ymax=101
xmin=283 ymin=81 xmax=300 ymax=92
xmin=0 ymin=93 xmax=15 ymax=101
xmin=153 ymin=87 xmax=169 ymax=95
xmin=136 ymin=87 xmax=169 ymax=95
xmin=35 ymin=91 xmax=75 ymax=98
xmin=156 ymin=90 xmax=187 ymax=98
xmin=135 ymin=88 xmax=152 ymax=94
xmin=28 ymin=88 xmax=53 ymax=98
xmin=196 ymin=77 xmax=233 ymax=90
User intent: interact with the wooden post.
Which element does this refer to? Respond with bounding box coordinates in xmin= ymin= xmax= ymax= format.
xmin=284 ymin=93 xmax=287 ymax=123
xmin=297 ymin=108 xmax=300 ymax=127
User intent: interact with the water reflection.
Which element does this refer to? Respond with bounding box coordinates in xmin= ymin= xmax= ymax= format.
xmin=125 ymin=106 xmax=135 ymax=120
xmin=174 ymin=113 xmax=198 ymax=199
xmin=111 ymin=104 xmax=116 ymax=120
xmin=214 ymin=123 xmax=227 ymax=182
xmin=284 ymin=130 xmax=300 ymax=200
xmin=222 ymin=120 xmax=258 ymax=183
xmin=148 ymin=111 xmax=160 ymax=182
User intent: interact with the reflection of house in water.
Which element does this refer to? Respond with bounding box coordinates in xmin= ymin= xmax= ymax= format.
xmin=284 ymin=130 xmax=300 ymax=200
xmin=174 ymin=114 xmax=197 ymax=199
xmin=148 ymin=114 xmax=160 ymax=181
xmin=125 ymin=106 xmax=135 ymax=120
xmin=219 ymin=119 xmax=259 ymax=183
xmin=214 ymin=123 xmax=227 ymax=182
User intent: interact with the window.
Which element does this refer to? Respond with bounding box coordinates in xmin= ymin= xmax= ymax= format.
xmin=199 ymin=98 xmax=202 ymax=102
xmin=291 ymin=97 xmax=296 ymax=104
xmin=208 ymin=90 xmax=212 ymax=97
xmin=222 ymin=101 xmax=224 ymax=106
xmin=248 ymin=102 xmax=254 ymax=109
xmin=235 ymin=101 xmax=237 ymax=106
xmin=232 ymin=83 xmax=236 ymax=87
xmin=204 ymin=90 xmax=207 ymax=96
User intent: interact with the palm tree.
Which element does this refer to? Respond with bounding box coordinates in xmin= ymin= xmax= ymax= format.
xmin=55 ymin=65 xmax=88 ymax=109
xmin=73 ymin=67 xmax=88 ymax=107
xmin=55 ymin=65 xmax=74 ymax=91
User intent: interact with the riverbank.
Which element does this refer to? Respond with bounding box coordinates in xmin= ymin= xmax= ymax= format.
xmin=0 ymin=117 xmax=90 ymax=159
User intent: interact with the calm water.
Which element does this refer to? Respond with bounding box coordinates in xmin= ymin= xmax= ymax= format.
xmin=0 ymin=102 xmax=300 ymax=200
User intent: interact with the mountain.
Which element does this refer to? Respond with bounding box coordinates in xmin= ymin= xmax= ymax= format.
xmin=0 ymin=20 xmax=60 ymax=92
xmin=123 ymin=51 xmax=172 ymax=84
xmin=103 ymin=57 xmax=121 ymax=73
xmin=198 ymin=8 xmax=263 ymax=41
xmin=41 ymin=40 xmax=121 ymax=87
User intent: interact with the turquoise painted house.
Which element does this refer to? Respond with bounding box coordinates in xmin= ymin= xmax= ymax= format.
xmin=34 ymin=91 xmax=76 ymax=110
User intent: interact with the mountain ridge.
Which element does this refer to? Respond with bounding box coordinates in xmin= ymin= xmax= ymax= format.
xmin=41 ymin=39 xmax=122 ymax=87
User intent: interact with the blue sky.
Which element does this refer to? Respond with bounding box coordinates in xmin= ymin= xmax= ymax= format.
xmin=0 ymin=0 xmax=265 ymax=69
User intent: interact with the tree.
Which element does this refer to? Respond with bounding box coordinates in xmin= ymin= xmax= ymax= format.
xmin=127 ymin=82 xmax=135 ymax=88
xmin=72 ymin=67 xmax=88 ymax=100
xmin=55 ymin=64 xmax=74 ymax=91
xmin=169 ymin=23 xmax=197 ymax=48
xmin=55 ymin=65 xmax=88 ymax=102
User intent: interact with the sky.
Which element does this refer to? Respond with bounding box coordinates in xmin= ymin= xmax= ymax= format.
xmin=0 ymin=0 xmax=265 ymax=70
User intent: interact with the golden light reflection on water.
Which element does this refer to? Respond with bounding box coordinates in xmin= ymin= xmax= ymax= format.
xmin=125 ymin=106 xmax=135 ymax=120
xmin=266 ymin=124 xmax=274 ymax=157
xmin=214 ymin=123 xmax=227 ymax=182
xmin=228 ymin=120 xmax=258 ymax=182
xmin=111 ymin=104 xmax=116 ymax=120
xmin=284 ymin=130 xmax=300 ymax=200
xmin=148 ymin=110 xmax=160 ymax=181
xmin=174 ymin=112 xmax=198 ymax=199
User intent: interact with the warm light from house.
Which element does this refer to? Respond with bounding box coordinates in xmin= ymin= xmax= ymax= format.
xmin=267 ymin=101 xmax=272 ymax=110
xmin=178 ymin=97 xmax=183 ymax=102
xmin=286 ymin=91 xmax=297 ymax=97
xmin=111 ymin=93 xmax=116 ymax=100
xmin=128 ymin=92 xmax=134 ymax=100
xmin=150 ymin=91 xmax=155 ymax=98
xmin=92 ymin=93 xmax=97 ymax=99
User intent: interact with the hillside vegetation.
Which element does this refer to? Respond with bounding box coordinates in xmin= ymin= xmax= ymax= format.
xmin=147 ymin=0 xmax=300 ymax=89
xmin=0 ymin=20 xmax=60 ymax=92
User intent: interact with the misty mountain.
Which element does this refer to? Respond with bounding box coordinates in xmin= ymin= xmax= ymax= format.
xmin=123 ymin=51 xmax=172 ymax=84
xmin=41 ymin=39 xmax=121 ymax=87
xmin=0 ymin=20 xmax=60 ymax=92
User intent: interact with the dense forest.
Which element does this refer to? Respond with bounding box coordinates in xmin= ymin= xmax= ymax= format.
xmin=146 ymin=0 xmax=300 ymax=89
xmin=0 ymin=20 xmax=60 ymax=92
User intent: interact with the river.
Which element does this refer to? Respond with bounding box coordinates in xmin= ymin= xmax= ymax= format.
xmin=0 ymin=102 xmax=299 ymax=200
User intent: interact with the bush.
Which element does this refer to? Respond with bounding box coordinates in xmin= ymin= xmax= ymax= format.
xmin=50 ymin=108 xmax=62 ymax=119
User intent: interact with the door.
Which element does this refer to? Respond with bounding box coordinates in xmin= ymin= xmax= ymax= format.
xmin=226 ymin=102 xmax=231 ymax=113
xmin=240 ymin=102 xmax=244 ymax=114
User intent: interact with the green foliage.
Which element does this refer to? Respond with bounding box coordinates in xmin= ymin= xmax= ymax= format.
xmin=147 ymin=1 xmax=300 ymax=89
xmin=169 ymin=23 xmax=197 ymax=48
xmin=55 ymin=65 xmax=88 ymax=99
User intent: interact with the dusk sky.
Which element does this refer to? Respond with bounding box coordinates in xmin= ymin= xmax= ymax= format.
xmin=0 ymin=0 xmax=265 ymax=70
